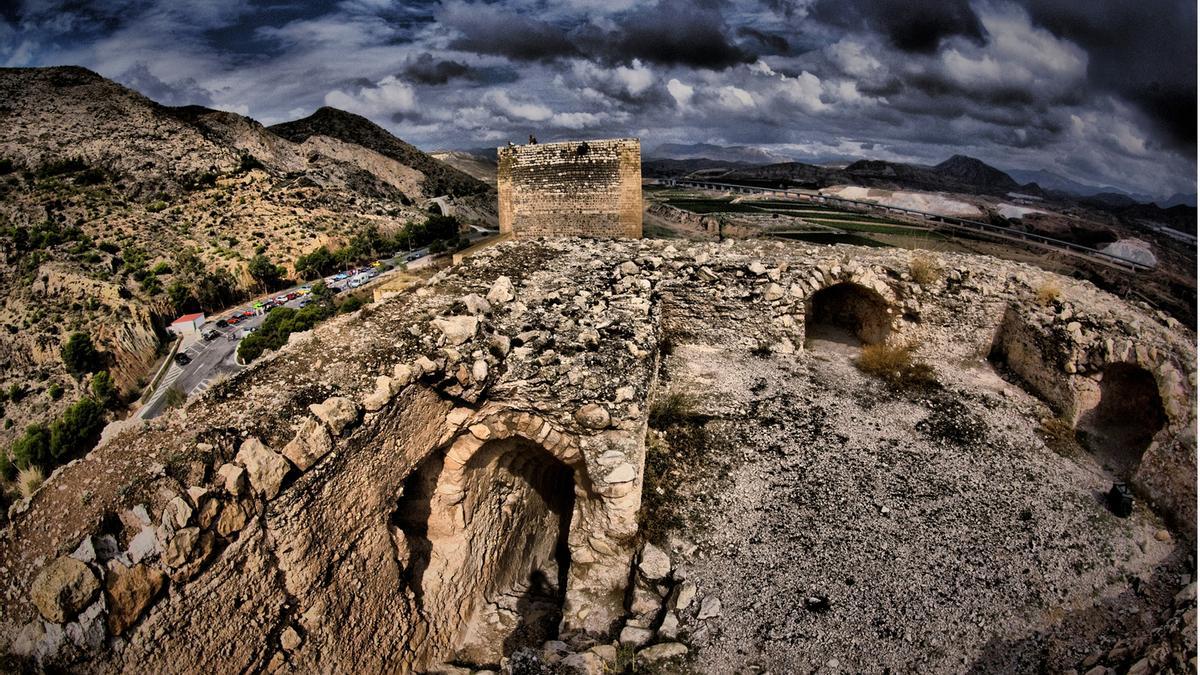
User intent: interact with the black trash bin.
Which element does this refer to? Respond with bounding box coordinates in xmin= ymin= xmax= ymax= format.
xmin=1107 ymin=482 xmax=1134 ymax=517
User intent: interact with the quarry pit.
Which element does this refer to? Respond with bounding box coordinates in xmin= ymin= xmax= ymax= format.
xmin=0 ymin=238 xmax=1195 ymax=674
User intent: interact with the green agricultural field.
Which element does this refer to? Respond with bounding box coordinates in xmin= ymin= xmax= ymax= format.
xmin=662 ymin=198 xmax=768 ymax=214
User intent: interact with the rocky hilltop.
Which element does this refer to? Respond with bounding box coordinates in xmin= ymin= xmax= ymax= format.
xmin=0 ymin=237 xmax=1193 ymax=673
xmin=0 ymin=66 xmax=492 ymax=462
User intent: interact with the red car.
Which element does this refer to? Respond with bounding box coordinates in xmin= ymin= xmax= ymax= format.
xmin=227 ymin=317 xmax=240 ymax=325
xmin=240 ymin=310 xmax=255 ymax=318
xmin=286 ymin=292 xmax=299 ymax=301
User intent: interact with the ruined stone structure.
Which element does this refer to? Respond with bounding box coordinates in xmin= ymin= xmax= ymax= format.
xmin=1 ymin=239 xmax=1195 ymax=673
xmin=497 ymin=139 xmax=642 ymax=238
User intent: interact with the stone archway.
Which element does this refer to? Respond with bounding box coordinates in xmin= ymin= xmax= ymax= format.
xmin=1075 ymin=362 xmax=1168 ymax=479
xmin=391 ymin=414 xmax=593 ymax=670
xmin=805 ymin=282 xmax=893 ymax=346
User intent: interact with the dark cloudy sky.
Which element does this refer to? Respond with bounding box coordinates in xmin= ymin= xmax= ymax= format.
xmin=2 ymin=0 xmax=1196 ymax=197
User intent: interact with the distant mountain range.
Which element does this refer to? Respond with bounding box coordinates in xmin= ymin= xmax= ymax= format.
xmin=648 ymin=143 xmax=791 ymax=165
xmin=644 ymin=142 xmax=1194 ymax=208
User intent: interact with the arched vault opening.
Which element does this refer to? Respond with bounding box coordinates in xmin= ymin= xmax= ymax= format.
xmin=392 ymin=434 xmax=579 ymax=668
xmin=1075 ymin=362 xmax=1167 ymax=479
xmin=805 ymin=282 xmax=893 ymax=346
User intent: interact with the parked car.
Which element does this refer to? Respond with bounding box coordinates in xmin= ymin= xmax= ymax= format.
xmin=227 ymin=316 xmax=240 ymax=325
xmin=286 ymin=292 xmax=299 ymax=301
xmin=215 ymin=319 xmax=228 ymax=328
xmin=173 ymin=353 xmax=192 ymax=366
xmin=202 ymin=330 xmax=219 ymax=341
xmin=240 ymin=310 xmax=255 ymax=318
xmin=406 ymin=252 xmax=423 ymax=262
xmin=299 ymin=298 xmax=311 ymax=307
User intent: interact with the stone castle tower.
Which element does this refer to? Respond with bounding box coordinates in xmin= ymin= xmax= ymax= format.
xmin=497 ymin=138 xmax=642 ymax=238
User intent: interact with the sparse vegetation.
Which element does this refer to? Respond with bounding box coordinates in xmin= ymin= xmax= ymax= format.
xmin=1035 ymin=280 xmax=1063 ymax=306
xmin=855 ymin=343 xmax=937 ymax=387
xmin=17 ymin=465 xmax=44 ymax=499
xmin=909 ymin=254 xmax=943 ymax=286
xmin=163 ymin=386 xmax=187 ymax=409
xmin=649 ymin=390 xmax=700 ymax=429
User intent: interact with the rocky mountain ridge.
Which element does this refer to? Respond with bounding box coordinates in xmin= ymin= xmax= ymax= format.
xmin=0 ymin=65 xmax=491 ymax=466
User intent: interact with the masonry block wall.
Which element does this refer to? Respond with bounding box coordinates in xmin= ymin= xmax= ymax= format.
xmin=497 ymin=138 xmax=642 ymax=238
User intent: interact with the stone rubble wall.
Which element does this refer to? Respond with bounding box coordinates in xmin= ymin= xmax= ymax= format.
xmin=497 ymin=139 xmax=642 ymax=238
xmin=0 ymin=238 xmax=1193 ymax=673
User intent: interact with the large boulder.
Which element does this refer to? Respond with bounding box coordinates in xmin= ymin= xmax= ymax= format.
xmin=105 ymin=564 xmax=166 ymax=635
xmin=235 ymin=438 xmax=292 ymax=499
xmin=432 ymin=315 xmax=479 ymax=346
xmin=309 ymin=397 xmax=360 ymax=436
xmin=30 ymin=556 xmax=100 ymax=623
xmin=486 ymin=275 xmax=515 ymax=304
xmin=281 ymin=417 xmax=333 ymax=470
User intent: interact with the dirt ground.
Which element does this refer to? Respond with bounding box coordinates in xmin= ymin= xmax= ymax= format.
xmin=651 ymin=336 xmax=1188 ymax=674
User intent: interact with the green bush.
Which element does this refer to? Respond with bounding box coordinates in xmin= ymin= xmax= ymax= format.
xmin=48 ymin=383 xmax=63 ymax=400
xmin=237 ymin=301 xmax=335 ymax=363
xmin=12 ymin=423 xmax=50 ymax=470
xmin=48 ymin=397 xmax=105 ymax=461
xmin=62 ymin=332 xmax=104 ymax=378
xmin=338 ymin=296 xmax=364 ymax=314
xmin=91 ymin=371 xmax=118 ymax=408
xmin=146 ymin=200 xmax=169 ymax=213
xmin=247 ymin=254 xmax=285 ymax=291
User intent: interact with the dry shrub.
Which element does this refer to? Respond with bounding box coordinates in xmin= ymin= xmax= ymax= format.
xmin=1040 ymin=416 xmax=1081 ymax=458
xmin=909 ymin=254 xmax=943 ymax=286
xmin=1035 ymin=280 xmax=1063 ymax=306
xmin=18 ymin=465 xmax=44 ymax=499
xmin=648 ymin=390 xmax=699 ymax=429
xmin=856 ymin=343 xmax=937 ymax=387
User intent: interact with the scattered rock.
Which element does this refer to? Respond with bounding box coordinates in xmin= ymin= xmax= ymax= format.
xmin=658 ymin=610 xmax=680 ymax=640
xmin=309 ymin=397 xmax=360 ymax=436
xmin=216 ymin=463 xmax=248 ymax=497
xmin=671 ymin=579 xmax=697 ymax=611
xmin=486 ymin=275 xmax=515 ymax=304
xmin=104 ymin=564 xmax=166 ymax=635
xmin=1154 ymin=529 xmax=1172 ymax=542
xmin=30 ymin=556 xmax=100 ymax=623
xmin=588 ymin=644 xmax=617 ymax=663
xmin=619 ymin=625 xmax=654 ymax=647
xmin=282 ymin=417 xmax=334 ymax=470
xmin=461 ymin=293 xmax=492 ymax=315
xmin=638 ymin=642 xmax=687 ymax=663
xmin=281 ymin=626 xmax=303 ymax=652
xmin=236 ymin=438 xmax=292 ymax=499
xmin=638 ymin=543 xmax=671 ymax=581
xmin=215 ymin=501 xmax=249 ymax=538
xmin=432 ymin=315 xmax=479 ymax=345
xmin=697 ymin=596 xmax=722 ymax=620
xmin=560 ymin=651 xmax=604 ymax=675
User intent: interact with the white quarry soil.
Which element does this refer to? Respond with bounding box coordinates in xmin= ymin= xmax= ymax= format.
xmin=657 ymin=342 xmax=1184 ymax=673
xmin=822 ymin=185 xmax=984 ymax=218
xmin=997 ymin=202 xmax=1049 ymax=220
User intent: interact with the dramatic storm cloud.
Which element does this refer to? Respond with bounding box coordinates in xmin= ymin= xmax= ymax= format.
xmin=1 ymin=0 xmax=1195 ymax=197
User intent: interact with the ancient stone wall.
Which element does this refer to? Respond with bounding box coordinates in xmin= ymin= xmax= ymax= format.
xmin=497 ymin=139 xmax=642 ymax=238
xmin=1 ymin=239 xmax=1194 ymax=673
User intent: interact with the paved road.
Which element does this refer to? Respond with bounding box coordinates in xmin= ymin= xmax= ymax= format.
xmin=136 ymin=231 xmax=498 ymax=420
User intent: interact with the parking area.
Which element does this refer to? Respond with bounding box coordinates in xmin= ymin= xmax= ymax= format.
xmin=135 ymin=242 xmax=475 ymax=420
